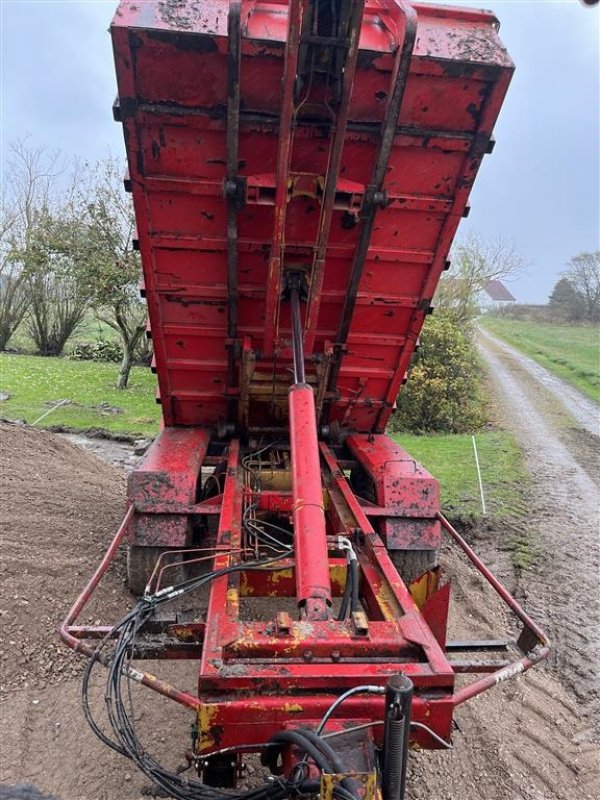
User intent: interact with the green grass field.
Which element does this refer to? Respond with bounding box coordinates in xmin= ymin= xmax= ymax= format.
xmin=481 ymin=317 xmax=600 ymax=403
xmin=393 ymin=429 xmax=527 ymax=522
xmin=0 ymin=353 xmax=160 ymax=436
xmin=1 ymin=353 xmax=527 ymax=526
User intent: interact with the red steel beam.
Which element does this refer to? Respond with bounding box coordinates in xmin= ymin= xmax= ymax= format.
xmin=262 ymin=0 xmax=304 ymax=358
xmin=58 ymin=505 xmax=200 ymax=710
xmin=435 ymin=513 xmax=550 ymax=706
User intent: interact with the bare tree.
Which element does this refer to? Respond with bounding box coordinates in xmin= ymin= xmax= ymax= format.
xmin=0 ymin=139 xmax=64 ymax=350
xmin=78 ymin=157 xmax=147 ymax=389
xmin=5 ymin=137 xmax=63 ymax=231
xmin=563 ymin=251 xmax=600 ymax=323
xmin=23 ymin=204 xmax=90 ymax=356
xmin=0 ymin=193 xmax=29 ymax=350
xmin=436 ymin=232 xmax=525 ymax=323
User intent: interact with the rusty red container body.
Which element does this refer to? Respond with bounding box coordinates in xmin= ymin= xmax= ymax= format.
xmin=111 ymin=0 xmax=514 ymax=433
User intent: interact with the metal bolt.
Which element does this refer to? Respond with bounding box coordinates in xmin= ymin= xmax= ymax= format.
xmin=303 ymin=650 xmax=314 ymax=662
xmin=331 ymin=650 xmax=341 ymax=662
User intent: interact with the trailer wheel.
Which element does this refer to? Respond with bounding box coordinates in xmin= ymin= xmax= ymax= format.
xmin=349 ymin=465 xmax=377 ymax=505
xmin=126 ymin=545 xmax=186 ymax=596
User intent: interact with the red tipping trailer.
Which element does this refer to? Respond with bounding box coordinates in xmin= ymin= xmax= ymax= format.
xmin=61 ymin=2 xmax=549 ymax=798
xmin=111 ymin=0 xmax=513 ymax=434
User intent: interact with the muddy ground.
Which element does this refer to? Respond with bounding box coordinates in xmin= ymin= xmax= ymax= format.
xmin=1 ymin=333 xmax=599 ymax=799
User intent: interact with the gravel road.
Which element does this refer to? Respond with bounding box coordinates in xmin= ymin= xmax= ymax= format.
xmin=480 ymin=329 xmax=599 ymax=437
xmin=478 ymin=327 xmax=600 ymax=726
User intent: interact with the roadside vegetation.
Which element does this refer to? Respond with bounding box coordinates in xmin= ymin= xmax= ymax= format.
xmin=0 ymin=138 xmax=149 ymax=388
xmin=480 ymin=317 xmax=600 ymax=403
xmin=391 ymin=232 xmax=524 ymax=435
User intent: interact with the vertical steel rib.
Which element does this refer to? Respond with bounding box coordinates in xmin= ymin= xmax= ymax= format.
xmin=226 ymin=0 xmax=242 ymax=398
xmin=324 ymin=3 xmax=418 ymax=413
xmin=303 ymin=0 xmax=366 ymax=354
xmin=262 ymin=0 xmax=304 ymax=358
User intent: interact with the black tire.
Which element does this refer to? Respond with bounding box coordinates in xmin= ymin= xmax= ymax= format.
xmin=349 ymin=465 xmax=377 ymax=505
xmin=126 ymin=545 xmax=186 ymax=596
xmin=390 ymin=549 xmax=438 ymax=586
xmin=197 ymin=461 xmax=227 ymax=540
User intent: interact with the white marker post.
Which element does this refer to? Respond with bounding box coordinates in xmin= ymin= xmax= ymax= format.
xmin=472 ymin=434 xmax=487 ymax=516
xmin=31 ymin=399 xmax=70 ymax=426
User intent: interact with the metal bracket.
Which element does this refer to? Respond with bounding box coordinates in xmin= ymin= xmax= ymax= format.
xmin=321 ymin=772 xmax=377 ymax=800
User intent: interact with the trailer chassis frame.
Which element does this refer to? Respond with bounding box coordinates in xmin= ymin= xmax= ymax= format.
xmin=60 ymin=471 xmax=549 ymax=759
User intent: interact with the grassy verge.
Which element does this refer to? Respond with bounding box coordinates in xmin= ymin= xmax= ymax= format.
xmin=0 ymin=353 xmax=160 ymax=437
xmin=480 ymin=316 xmax=600 ymax=403
xmin=392 ymin=429 xmax=527 ymax=524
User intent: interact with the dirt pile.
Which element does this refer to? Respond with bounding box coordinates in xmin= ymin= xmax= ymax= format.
xmin=0 ymin=422 xmax=127 ymax=694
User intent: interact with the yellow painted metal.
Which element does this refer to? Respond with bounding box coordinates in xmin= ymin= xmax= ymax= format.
xmin=239 ymin=564 xmax=346 ymax=596
xmin=197 ymin=703 xmax=220 ymax=751
xmin=408 ymin=568 xmax=440 ymax=609
xmin=320 ymin=772 xmax=379 ymax=800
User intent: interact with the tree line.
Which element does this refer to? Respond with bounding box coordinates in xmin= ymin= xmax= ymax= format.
xmin=0 ymin=139 xmax=145 ymax=388
xmin=393 ymin=237 xmax=599 ymax=433
xmin=548 ymin=253 xmax=600 ymax=323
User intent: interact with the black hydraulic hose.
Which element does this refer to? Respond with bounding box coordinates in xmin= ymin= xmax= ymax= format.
xmin=349 ymin=558 xmax=360 ymax=614
xmin=262 ymin=730 xmax=333 ymax=775
xmin=290 ymin=284 xmax=305 ymax=384
xmin=336 ymin=559 xmax=353 ymax=621
xmin=264 ymin=729 xmax=359 ymax=800
xmin=293 ymin=728 xmax=345 ymax=772
xmin=294 ymin=728 xmax=360 ymax=800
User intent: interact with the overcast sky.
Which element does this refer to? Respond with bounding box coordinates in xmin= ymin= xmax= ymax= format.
xmin=1 ymin=0 xmax=598 ymax=303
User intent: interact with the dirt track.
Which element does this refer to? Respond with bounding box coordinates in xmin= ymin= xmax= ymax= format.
xmin=1 ymin=328 xmax=599 ymax=800
xmin=478 ymin=328 xmax=600 ymax=724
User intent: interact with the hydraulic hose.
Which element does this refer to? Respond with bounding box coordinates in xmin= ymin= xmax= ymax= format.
xmin=294 ymin=728 xmax=360 ymax=800
xmin=261 ymin=730 xmax=335 ymax=775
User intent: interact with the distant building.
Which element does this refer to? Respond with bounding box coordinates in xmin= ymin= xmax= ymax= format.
xmin=479 ymin=279 xmax=516 ymax=310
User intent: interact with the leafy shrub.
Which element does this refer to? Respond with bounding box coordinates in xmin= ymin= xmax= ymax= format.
xmin=390 ymin=312 xmax=486 ymax=434
xmin=70 ymin=340 xmax=123 ymax=363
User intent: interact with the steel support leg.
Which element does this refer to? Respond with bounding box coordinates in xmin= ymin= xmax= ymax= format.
xmin=382 ymin=674 xmax=413 ymax=800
